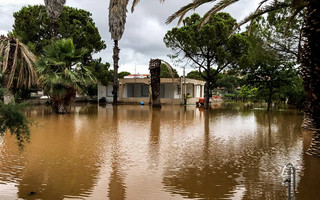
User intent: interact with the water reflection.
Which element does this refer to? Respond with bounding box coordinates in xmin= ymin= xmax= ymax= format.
xmin=108 ymin=107 xmax=126 ymax=200
xmin=0 ymin=106 xmax=106 ymax=199
xmin=162 ymin=106 xmax=305 ymax=200
xmin=0 ymin=103 xmax=319 ymax=200
xmin=148 ymin=108 xmax=161 ymax=170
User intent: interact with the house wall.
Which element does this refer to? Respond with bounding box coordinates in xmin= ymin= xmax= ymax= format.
xmin=162 ymin=84 xmax=180 ymax=98
xmin=98 ymin=83 xmax=106 ymax=100
xmin=106 ymin=85 xmax=113 ymax=97
xmin=97 ymin=82 xmax=115 ymax=102
xmin=123 ymin=83 xmax=149 ymax=98
xmin=99 ymin=78 xmax=206 ymax=104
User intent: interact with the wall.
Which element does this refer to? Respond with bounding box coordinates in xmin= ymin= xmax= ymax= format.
xmin=163 ymin=84 xmax=179 ymax=98
xmin=98 ymin=83 xmax=106 ymax=101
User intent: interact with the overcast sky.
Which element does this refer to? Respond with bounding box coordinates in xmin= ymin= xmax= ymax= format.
xmin=0 ymin=0 xmax=260 ymax=75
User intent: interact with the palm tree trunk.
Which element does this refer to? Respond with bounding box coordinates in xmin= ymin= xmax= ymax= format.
xmin=112 ymin=40 xmax=120 ymax=105
xmin=44 ymin=0 xmax=65 ymax=38
xmin=51 ymin=88 xmax=75 ymax=114
xmin=149 ymin=59 xmax=162 ymax=108
xmin=204 ymin=82 xmax=210 ymax=109
xmin=50 ymin=19 xmax=59 ymax=38
xmin=301 ymin=64 xmax=316 ymax=130
xmin=267 ymin=86 xmax=273 ymax=112
xmin=302 ymin=0 xmax=320 ymax=157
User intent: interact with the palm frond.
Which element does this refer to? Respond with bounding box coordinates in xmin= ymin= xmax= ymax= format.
xmin=166 ymin=0 xmax=215 ymax=25
xmin=2 ymin=41 xmax=10 ymax=73
xmin=6 ymin=41 xmax=19 ymax=89
xmin=109 ymin=0 xmax=130 ymax=41
xmin=247 ymin=0 xmax=269 ymax=35
xmin=231 ymin=1 xmax=291 ymax=35
xmin=199 ymin=0 xmax=238 ymax=27
xmin=44 ymin=0 xmax=66 ymax=20
xmin=131 ymin=0 xmax=140 ymax=12
xmin=36 ymin=38 xmax=93 ymax=96
xmin=284 ymin=6 xmax=305 ymax=35
xmin=131 ymin=0 xmax=165 ymax=12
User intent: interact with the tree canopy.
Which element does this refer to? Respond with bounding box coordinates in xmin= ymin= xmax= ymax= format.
xmin=164 ymin=13 xmax=248 ymax=108
xmin=36 ymin=38 xmax=96 ymax=113
xmin=12 ymin=5 xmax=106 ymax=63
xmin=160 ymin=63 xmax=179 ymax=78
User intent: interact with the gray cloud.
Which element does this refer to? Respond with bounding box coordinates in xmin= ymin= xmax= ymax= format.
xmin=0 ymin=0 xmax=260 ymax=75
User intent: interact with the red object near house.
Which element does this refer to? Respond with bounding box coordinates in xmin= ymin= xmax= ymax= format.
xmin=199 ymin=98 xmax=205 ymax=104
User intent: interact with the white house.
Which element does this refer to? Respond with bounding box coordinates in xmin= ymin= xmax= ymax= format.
xmin=98 ymin=75 xmax=206 ymax=105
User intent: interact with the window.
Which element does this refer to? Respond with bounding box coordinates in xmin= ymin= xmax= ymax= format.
xmin=141 ymin=84 xmax=149 ymax=97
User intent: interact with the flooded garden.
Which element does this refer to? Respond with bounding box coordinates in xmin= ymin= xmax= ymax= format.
xmin=0 ymin=103 xmax=319 ymax=199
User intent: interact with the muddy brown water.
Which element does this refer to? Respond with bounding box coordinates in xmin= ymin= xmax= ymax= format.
xmin=0 ymin=103 xmax=320 ymax=200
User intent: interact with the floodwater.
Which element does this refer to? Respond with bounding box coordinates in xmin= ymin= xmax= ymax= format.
xmin=0 ymin=103 xmax=320 ymax=200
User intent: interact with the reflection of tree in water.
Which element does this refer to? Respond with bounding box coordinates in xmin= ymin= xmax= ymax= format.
xmin=11 ymin=113 xmax=104 ymax=199
xmin=78 ymin=104 xmax=98 ymax=115
xmin=108 ymin=106 xmax=126 ymax=200
xmin=296 ymin=129 xmax=320 ymax=200
xmin=162 ymin=104 xmax=303 ymax=200
xmin=162 ymin=110 xmax=241 ymax=199
xmin=239 ymin=110 xmax=303 ymax=200
xmin=148 ymin=108 xmax=161 ymax=169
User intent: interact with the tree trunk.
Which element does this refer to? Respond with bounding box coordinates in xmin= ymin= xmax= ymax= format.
xmin=149 ymin=59 xmax=162 ymax=108
xmin=44 ymin=0 xmax=65 ymax=38
xmin=50 ymin=19 xmax=59 ymax=38
xmin=112 ymin=40 xmax=120 ymax=106
xmin=204 ymin=82 xmax=210 ymax=109
xmin=302 ymin=0 xmax=320 ymax=157
xmin=267 ymin=86 xmax=273 ymax=112
xmin=51 ymin=88 xmax=75 ymax=114
xmin=301 ymin=64 xmax=316 ymax=130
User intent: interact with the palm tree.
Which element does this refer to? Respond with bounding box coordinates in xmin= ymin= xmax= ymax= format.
xmin=0 ymin=36 xmax=38 ymax=104
xmin=44 ymin=0 xmax=66 ymax=37
xmin=109 ymin=0 xmax=130 ymax=105
xmin=149 ymin=59 xmax=175 ymax=108
xmin=167 ymin=0 xmax=320 ymax=157
xmin=36 ymin=38 xmax=95 ymax=114
xmin=108 ymin=0 xmax=164 ymax=105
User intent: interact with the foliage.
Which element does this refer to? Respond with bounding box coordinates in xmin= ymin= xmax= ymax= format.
xmin=88 ymin=58 xmax=112 ymax=86
xmin=160 ymin=63 xmax=179 ymax=78
xmin=12 ymin=5 xmax=106 ymax=63
xmin=118 ymin=71 xmax=131 ymax=78
xmin=186 ymin=70 xmax=203 ymax=80
xmin=216 ymin=73 xmax=240 ymax=93
xmin=0 ymin=101 xmax=30 ymax=147
xmin=164 ymin=13 xmax=248 ymax=107
xmin=0 ymin=78 xmax=30 ymax=147
xmin=241 ymin=32 xmax=302 ymax=110
xmin=166 ymin=0 xmax=305 ymax=31
xmin=36 ymin=38 xmax=95 ymax=97
xmin=109 ymin=0 xmax=130 ymax=41
xmin=238 ymin=85 xmax=258 ymax=101
xmin=281 ymin=75 xmax=305 ymax=108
